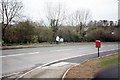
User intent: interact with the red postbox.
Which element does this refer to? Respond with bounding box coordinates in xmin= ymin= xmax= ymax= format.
xmin=96 ymin=40 xmax=101 ymax=57
xmin=96 ymin=40 xmax=101 ymax=48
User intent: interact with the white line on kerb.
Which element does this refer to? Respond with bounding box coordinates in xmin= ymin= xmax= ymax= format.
xmin=0 ymin=52 xmax=39 ymax=58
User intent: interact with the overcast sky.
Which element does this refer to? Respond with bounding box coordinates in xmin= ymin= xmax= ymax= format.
xmin=22 ymin=0 xmax=118 ymax=22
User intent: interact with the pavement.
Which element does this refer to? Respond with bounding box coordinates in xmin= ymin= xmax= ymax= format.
xmin=21 ymin=62 xmax=77 ymax=78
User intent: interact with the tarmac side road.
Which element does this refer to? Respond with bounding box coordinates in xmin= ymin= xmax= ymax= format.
xmin=22 ymin=62 xmax=77 ymax=78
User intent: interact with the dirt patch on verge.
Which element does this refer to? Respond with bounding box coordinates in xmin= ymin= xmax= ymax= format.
xmin=64 ymin=53 xmax=119 ymax=79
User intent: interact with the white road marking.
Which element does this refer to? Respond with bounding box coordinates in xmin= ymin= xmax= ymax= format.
xmin=0 ymin=52 xmax=39 ymax=58
xmin=78 ymin=47 xmax=92 ymax=49
xmin=52 ymin=62 xmax=78 ymax=66
xmin=50 ymin=62 xmax=70 ymax=67
xmin=43 ymin=62 xmax=78 ymax=69
xmin=50 ymin=49 xmax=72 ymax=52
xmin=108 ymin=45 xmax=117 ymax=47
xmin=1 ymin=72 xmax=21 ymax=78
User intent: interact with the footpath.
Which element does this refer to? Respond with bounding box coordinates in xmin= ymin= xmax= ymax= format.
xmin=17 ymin=62 xmax=77 ymax=79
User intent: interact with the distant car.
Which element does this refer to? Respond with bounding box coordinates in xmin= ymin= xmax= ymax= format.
xmin=59 ymin=38 xmax=64 ymax=42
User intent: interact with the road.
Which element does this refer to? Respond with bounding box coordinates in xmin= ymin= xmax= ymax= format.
xmin=1 ymin=43 xmax=119 ymax=76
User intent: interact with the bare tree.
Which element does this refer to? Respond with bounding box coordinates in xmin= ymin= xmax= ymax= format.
xmin=46 ymin=3 xmax=66 ymax=27
xmin=69 ymin=9 xmax=91 ymax=36
xmin=45 ymin=2 xmax=66 ymax=41
xmin=0 ymin=0 xmax=23 ymax=42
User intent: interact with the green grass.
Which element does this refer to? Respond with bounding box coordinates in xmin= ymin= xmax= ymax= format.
xmin=98 ymin=57 xmax=120 ymax=68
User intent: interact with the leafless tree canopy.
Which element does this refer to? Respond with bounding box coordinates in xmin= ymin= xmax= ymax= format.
xmin=46 ymin=3 xmax=66 ymax=26
xmin=69 ymin=9 xmax=91 ymax=26
xmin=0 ymin=0 xmax=23 ymax=40
xmin=67 ymin=9 xmax=91 ymax=35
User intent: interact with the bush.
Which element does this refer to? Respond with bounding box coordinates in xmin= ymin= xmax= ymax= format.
xmin=16 ymin=21 xmax=36 ymax=43
xmin=86 ymin=27 xmax=119 ymax=42
xmin=57 ymin=26 xmax=82 ymax=42
xmin=36 ymin=27 xmax=53 ymax=43
xmin=4 ymin=20 xmax=36 ymax=44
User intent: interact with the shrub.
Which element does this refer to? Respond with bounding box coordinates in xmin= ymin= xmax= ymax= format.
xmin=86 ymin=27 xmax=119 ymax=42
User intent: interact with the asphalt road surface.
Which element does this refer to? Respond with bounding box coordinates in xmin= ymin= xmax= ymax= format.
xmin=1 ymin=43 xmax=119 ymax=76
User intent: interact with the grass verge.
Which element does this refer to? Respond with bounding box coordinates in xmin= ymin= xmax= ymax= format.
xmin=98 ymin=57 xmax=120 ymax=68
